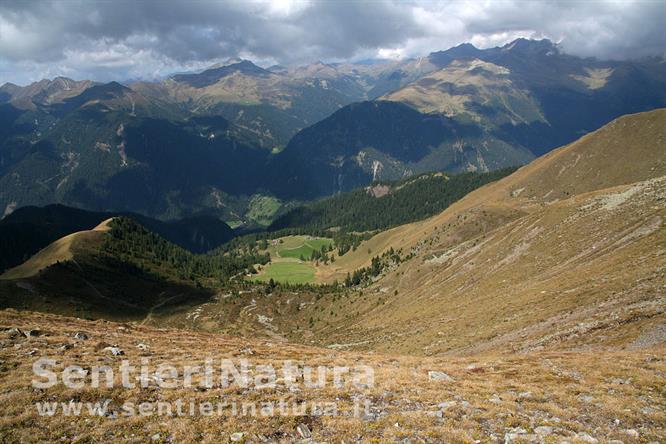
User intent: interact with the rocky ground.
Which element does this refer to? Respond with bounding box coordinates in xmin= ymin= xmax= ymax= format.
xmin=1 ymin=310 xmax=664 ymax=443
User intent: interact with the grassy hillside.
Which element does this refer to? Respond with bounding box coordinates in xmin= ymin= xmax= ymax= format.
xmin=0 ymin=204 xmax=235 ymax=273
xmin=383 ymin=59 xmax=546 ymax=126
xmin=300 ymin=109 xmax=666 ymax=354
xmin=0 ymin=216 xmax=269 ymax=320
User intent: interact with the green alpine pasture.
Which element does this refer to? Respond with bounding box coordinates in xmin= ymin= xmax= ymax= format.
xmin=252 ymin=262 xmax=315 ymax=284
xmin=248 ymin=235 xmax=334 ymax=284
xmin=278 ymin=238 xmax=333 ymax=260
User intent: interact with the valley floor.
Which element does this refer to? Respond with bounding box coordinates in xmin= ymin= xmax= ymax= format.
xmin=1 ymin=309 xmax=664 ymax=443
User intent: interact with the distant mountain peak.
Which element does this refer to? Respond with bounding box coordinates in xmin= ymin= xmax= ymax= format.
xmin=171 ymin=59 xmax=272 ymax=88
xmin=0 ymin=76 xmax=96 ymax=108
xmin=51 ymin=76 xmax=77 ymax=83
xmin=267 ymin=64 xmax=288 ymax=73
xmin=453 ymin=42 xmax=478 ymax=51
xmin=96 ymin=81 xmax=131 ymax=93
xmin=428 ymin=42 xmax=482 ymax=67
xmin=502 ymin=38 xmax=558 ymax=54
xmin=0 ymin=82 xmax=20 ymax=90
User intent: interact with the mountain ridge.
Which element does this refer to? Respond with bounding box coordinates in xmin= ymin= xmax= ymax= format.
xmin=0 ymin=204 xmax=236 ymax=273
xmin=1 ymin=39 xmax=664 ymax=219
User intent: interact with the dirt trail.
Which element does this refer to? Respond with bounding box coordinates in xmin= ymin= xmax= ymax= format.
xmin=141 ymin=294 xmax=182 ymax=326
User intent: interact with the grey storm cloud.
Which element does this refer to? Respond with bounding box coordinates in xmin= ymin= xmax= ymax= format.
xmin=0 ymin=0 xmax=664 ymax=84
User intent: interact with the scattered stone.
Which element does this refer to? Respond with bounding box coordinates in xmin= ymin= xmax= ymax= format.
xmin=621 ymin=429 xmax=639 ymax=439
xmin=575 ymin=432 xmax=598 ymax=443
xmin=94 ymin=341 xmax=112 ymax=351
xmin=608 ymin=440 xmax=624 ymax=444
xmin=610 ymin=377 xmax=632 ymax=385
xmin=362 ymin=409 xmax=385 ymax=422
xmin=578 ymin=394 xmax=594 ymax=403
xmin=239 ymin=347 xmax=254 ymax=355
xmin=150 ymin=433 xmax=161 ymax=442
xmin=489 ymin=394 xmax=502 ymax=404
xmin=230 ymin=432 xmax=244 ymax=442
xmin=534 ymin=426 xmax=554 ymax=436
xmin=23 ymin=329 xmax=42 ymax=337
xmin=438 ymin=401 xmax=456 ymax=409
xmin=503 ymin=427 xmax=529 ymax=443
xmin=59 ymin=343 xmax=74 ymax=351
xmin=137 ymin=343 xmax=150 ymax=350
xmin=506 ymin=434 xmax=538 ymax=443
xmin=103 ymin=346 xmax=124 ymax=356
xmin=518 ymin=391 xmax=533 ymax=399
xmin=508 ymin=427 xmax=527 ymax=435
xmin=74 ymin=332 xmax=89 ymax=341
xmin=428 ymin=371 xmax=454 ymax=382
xmin=296 ymin=423 xmax=312 ymax=439
xmin=466 ymin=363 xmax=484 ymax=373
xmin=6 ymin=328 xmax=23 ymax=339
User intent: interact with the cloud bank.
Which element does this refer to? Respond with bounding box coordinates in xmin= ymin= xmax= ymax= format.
xmin=0 ymin=0 xmax=664 ymax=84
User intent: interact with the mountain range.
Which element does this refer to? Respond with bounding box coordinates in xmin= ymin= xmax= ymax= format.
xmin=1 ymin=39 xmax=665 ymax=221
xmin=0 ymin=97 xmax=664 ymax=442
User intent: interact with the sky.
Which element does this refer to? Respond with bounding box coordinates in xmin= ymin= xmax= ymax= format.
xmin=0 ymin=0 xmax=664 ymax=85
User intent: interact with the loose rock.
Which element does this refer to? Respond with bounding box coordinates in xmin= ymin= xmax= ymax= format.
xmin=575 ymin=432 xmax=598 ymax=443
xmin=296 ymin=423 xmax=312 ymax=439
xmin=621 ymin=429 xmax=639 ymax=439
xmin=103 ymin=346 xmax=124 ymax=356
xmin=74 ymin=332 xmax=89 ymax=341
xmin=428 ymin=371 xmax=454 ymax=382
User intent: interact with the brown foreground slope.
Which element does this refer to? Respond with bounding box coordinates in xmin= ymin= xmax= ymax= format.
xmin=1 ymin=309 xmax=664 ymax=443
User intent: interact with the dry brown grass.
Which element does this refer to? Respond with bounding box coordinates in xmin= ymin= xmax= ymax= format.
xmin=1 ymin=309 xmax=664 ymax=443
